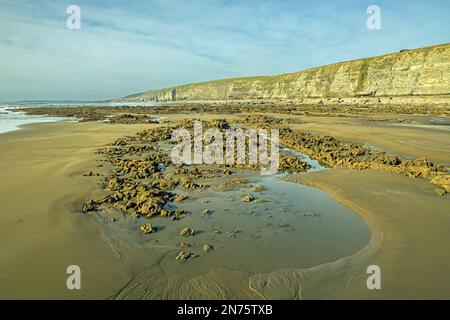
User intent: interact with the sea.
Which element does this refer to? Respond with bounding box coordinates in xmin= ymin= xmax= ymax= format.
xmin=0 ymin=101 xmax=156 ymax=135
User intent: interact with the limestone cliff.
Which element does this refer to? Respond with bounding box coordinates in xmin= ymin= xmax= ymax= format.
xmin=120 ymin=43 xmax=450 ymax=102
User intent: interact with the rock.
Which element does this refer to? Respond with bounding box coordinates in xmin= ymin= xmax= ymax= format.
xmin=175 ymin=251 xmax=198 ymax=263
xmin=174 ymin=194 xmax=188 ymax=203
xmin=180 ymin=242 xmax=190 ymax=248
xmin=181 ymin=179 xmax=208 ymax=190
xmin=241 ymin=195 xmax=255 ymax=202
xmin=431 ymin=174 xmax=450 ymax=193
xmin=222 ymin=169 xmax=232 ymax=176
xmin=434 ymin=188 xmax=446 ymax=196
xmin=279 ymin=157 xmax=311 ymax=173
xmin=82 ymin=200 xmax=99 ymax=213
xmin=232 ymin=178 xmax=249 ymax=185
xmin=180 ymin=227 xmax=195 ymax=237
xmin=140 ymin=223 xmax=155 ymax=234
xmin=203 ymin=244 xmax=213 ymax=252
xmin=250 ymin=185 xmax=265 ymax=192
xmin=202 ymin=209 xmax=210 ymax=216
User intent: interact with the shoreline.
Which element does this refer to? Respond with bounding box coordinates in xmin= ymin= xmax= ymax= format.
xmin=0 ymin=107 xmax=75 ymax=135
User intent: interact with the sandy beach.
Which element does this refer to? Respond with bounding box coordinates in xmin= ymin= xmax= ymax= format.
xmin=0 ymin=122 xmax=149 ymax=299
xmin=2 ymin=0 xmax=450 ymax=305
xmin=0 ymin=116 xmax=448 ymax=299
xmin=287 ymin=169 xmax=450 ymax=299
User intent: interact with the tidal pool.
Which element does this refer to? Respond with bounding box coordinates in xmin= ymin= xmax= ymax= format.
xmin=99 ymin=172 xmax=371 ymax=278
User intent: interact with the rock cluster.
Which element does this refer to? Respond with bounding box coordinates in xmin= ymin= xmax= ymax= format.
xmin=17 ymin=90 xmax=450 ymax=125
xmin=279 ymin=128 xmax=449 ymax=193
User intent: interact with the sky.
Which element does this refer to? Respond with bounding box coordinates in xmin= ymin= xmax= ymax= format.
xmin=0 ymin=0 xmax=449 ymax=101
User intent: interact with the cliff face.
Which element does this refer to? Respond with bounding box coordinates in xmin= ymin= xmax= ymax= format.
xmin=121 ymin=43 xmax=450 ymax=102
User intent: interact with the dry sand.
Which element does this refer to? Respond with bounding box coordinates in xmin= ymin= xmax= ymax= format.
xmin=0 ymin=118 xmax=449 ymax=299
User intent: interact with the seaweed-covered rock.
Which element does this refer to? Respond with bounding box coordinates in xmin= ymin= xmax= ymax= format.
xmin=241 ymin=195 xmax=255 ymax=202
xmin=174 ymin=194 xmax=188 ymax=203
xmin=140 ymin=223 xmax=155 ymax=234
xmin=279 ymin=157 xmax=311 ymax=173
xmin=203 ymin=244 xmax=213 ymax=252
xmin=179 ymin=228 xmax=195 ymax=237
xmin=82 ymin=200 xmax=99 ymax=213
xmin=175 ymin=251 xmax=198 ymax=262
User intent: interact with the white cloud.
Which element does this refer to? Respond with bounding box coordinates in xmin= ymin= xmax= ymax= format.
xmin=0 ymin=0 xmax=448 ymax=100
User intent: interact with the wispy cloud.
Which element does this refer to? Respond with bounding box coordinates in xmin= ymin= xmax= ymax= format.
xmin=0 ymin=0 xmax=449 ymax=101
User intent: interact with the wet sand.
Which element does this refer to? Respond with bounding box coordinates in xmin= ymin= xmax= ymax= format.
xmin=286 ymin=169 xmax=450 ymax=299
xmin=0 ymin=122 xmax=150 ymax=299
xmin=0 ymin=119 xmax=449 ymax=299
xmin=97 ymin=172 xmax=370 ymax=299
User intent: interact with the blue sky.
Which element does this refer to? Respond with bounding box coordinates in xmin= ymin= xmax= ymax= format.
xmin=0 ymin=0 xmax=449 ymax=101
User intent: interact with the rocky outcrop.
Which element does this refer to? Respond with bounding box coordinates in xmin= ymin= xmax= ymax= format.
xmin=120 ymin=43 xmax=450 ymax=102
